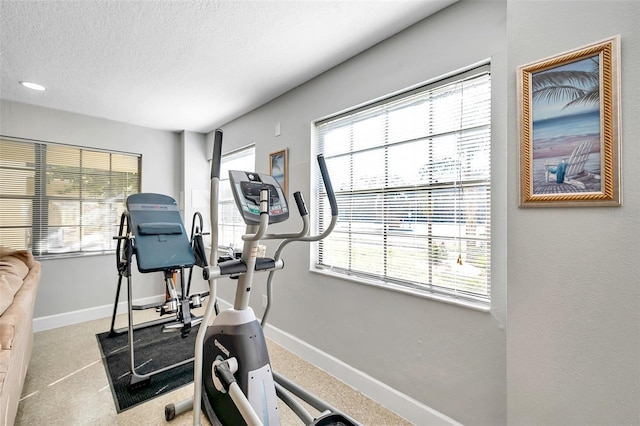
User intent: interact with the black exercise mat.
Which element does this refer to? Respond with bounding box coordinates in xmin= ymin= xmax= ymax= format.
xmin=96 ymin=321 xmax=198 ymax=412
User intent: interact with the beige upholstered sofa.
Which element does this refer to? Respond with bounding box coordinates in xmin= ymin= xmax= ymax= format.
xmin=0 ymin=248 xmax=41 ymax=426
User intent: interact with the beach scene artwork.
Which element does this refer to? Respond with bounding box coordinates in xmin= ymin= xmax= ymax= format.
xmin=270 ymin=149 xmax=287 ymax=194
xmin=531 ymin=54 xmax=602 ymax=194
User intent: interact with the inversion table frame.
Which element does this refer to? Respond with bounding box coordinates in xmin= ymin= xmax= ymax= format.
xmin=109 ymin=193 xmax=205 ymax=389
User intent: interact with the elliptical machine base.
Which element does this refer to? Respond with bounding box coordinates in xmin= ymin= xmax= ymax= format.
xmin=201 ymin=308 xmax=278 ymax=426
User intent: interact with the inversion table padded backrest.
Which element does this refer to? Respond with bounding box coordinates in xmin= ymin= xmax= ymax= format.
xmin=126 ymin=193 xmax=196 ymax=273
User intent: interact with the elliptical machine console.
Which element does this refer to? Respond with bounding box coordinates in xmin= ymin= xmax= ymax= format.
xmin=229 ymin=170 xmax=289 ymax=224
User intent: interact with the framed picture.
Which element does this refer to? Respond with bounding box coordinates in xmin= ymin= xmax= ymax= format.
xmin=269 ymin=148 xmax=288 ymax=195
xmin=518 ymin=35 xmax=621 ymax=207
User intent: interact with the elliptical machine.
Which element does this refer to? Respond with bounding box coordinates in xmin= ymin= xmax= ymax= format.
xmin=165 ymin=129 xmax=359 ymax=425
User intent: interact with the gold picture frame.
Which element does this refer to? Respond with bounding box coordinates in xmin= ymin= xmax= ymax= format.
xmin=518 ymin=35 xmax=621 ymax=207
xmin=269 ymin=148 xmax=288 ymax=195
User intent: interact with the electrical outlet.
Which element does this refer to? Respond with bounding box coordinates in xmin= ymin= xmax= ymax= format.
xmin=262 ymin=295 xmax=268 ymax=308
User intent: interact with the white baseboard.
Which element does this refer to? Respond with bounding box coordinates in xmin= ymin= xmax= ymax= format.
xmin=32 ymin=294 xmax=165 ymax=332
xmin=215 ymin=300 xmax=459 ymax=426
xmin=264 ymin=322 xmax=460 ymax=426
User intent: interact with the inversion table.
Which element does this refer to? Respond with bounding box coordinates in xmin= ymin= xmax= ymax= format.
xmin=109 ymin=193 xmax=207 ymax=389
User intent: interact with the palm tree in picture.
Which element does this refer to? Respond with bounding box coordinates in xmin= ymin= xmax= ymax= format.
xmin=532 ymin=56 xmax=600 ymax=109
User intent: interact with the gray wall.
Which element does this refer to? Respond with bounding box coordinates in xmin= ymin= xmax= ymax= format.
xmin=179 ymin=130 xmax=213 ymax=298
xmin=506 ymin=1 xmax=640 ymax=424
xmin=214 ymin=1 xmax=508 ymax=424
xmin=0 ymin=100 xmax=186 ymax=319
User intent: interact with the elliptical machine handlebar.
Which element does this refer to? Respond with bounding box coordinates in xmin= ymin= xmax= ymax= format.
xmin=293 ymin=191 xmax=308 ymax=217
xmin=241 ymin=188 xmax=271 ymax=241
xmin=261 ymin=154 xmax=338 ymax=243
xmin=203 ymin=153 xmax=338 ymax=280
xmin=259 ymin=154 xmax=337 ymax=243
xmin=317 ymin=154 xmax=338 ymax=217
xmin=294 ymin=154 xmax=340 ymax=243
xmin=190 ymin=128 xmax=224 ymax=426
xmin=261 ymin=154 xmax=339 ymax=327
xmin=210 ymin=129 xmax=223 ymax=180
xmin=209 ymin=129 xmax=223 ymax=270
xmin=262 ymin=191 xmax=309 ymax=240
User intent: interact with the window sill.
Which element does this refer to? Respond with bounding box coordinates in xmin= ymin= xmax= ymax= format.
xmin=35 ymin=250 xmax=114 ymax=261
xmin=310 ymin=267 xmax=490 ymax=313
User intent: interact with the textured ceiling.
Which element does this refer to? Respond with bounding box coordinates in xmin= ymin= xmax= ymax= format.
xmin=1 ymin=0 xmax=456 ymax=133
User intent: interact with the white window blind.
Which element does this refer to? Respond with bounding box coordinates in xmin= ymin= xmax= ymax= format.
xmin=0 ymin=137 xmax=140 ymax=257
xmin=217 ymin=145 xmax=255 ymax=252
xmin=313 ymin=66 xmax=491 ymax=305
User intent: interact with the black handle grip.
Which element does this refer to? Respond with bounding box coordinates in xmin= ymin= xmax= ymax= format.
xmin=293 ymin=191 xmax=308 ymax=217
xmin=317 ymin=155 xmax=338 ymax=216
xmin=210 ymin=129 xmax=223 ymax=179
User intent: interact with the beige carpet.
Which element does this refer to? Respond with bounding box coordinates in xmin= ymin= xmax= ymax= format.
xmin=15 ymin=308 xmax=411 ymax=425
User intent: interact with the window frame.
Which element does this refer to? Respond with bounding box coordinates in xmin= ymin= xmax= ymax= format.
xmin=311 ymin=64 xmax=492 ymax=310
xmin=0 ymin=136 xmax=141 ymax=259
xmin=216 ymin=144 xmax=255 ymax=253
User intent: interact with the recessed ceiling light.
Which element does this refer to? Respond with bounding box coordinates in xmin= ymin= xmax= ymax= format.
xmin=19 ymin=81 xmax=46 ymax=91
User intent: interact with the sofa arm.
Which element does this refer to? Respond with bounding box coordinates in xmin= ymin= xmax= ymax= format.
xmin=0 ymin=262 xmax=41 ymax=350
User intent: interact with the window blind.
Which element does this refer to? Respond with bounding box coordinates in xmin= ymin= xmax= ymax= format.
xmin=0 ymin=137 xmax=140 ymax=256
xmin=313 ymin=66 xmax=491 ymax=305
xmin=217 ymin=145 xmax=255 ymax=251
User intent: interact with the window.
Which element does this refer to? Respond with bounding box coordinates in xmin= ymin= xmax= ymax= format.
xmin=313 ymin=65 xmax=491 ymax=306
xmin=217 ymin=144 xmax=255 ymax=252
xmin=0 ymin=137 xmax=140 ymax=257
